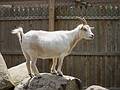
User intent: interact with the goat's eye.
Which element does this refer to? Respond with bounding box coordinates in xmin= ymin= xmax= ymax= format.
xmin=83 ymin=28 xmax=87 ymax=31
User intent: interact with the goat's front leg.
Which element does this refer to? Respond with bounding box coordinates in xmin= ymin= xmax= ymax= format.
xmin=26 ymin=60 xmax=33 ymax=78
xmin=31 ymin=59 xmax=39 ymax=76
xmin=51 ymin=58 xmax=57 ymax=75
xmin=57 ymin=56 xmax=64 ymax=76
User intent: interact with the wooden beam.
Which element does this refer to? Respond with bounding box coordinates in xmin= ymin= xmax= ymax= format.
xmin=49 ymin=0 xmax=55 ymax=31
xmin=1 ymin=51 xmax=120 ymax=56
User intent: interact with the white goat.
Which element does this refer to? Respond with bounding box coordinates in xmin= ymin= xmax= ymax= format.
xmin=12 ymin=17 xmax=94 ymax=77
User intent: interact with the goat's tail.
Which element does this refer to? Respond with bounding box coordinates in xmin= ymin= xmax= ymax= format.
xmin=11 ymin=27 xmax=24 ymax=43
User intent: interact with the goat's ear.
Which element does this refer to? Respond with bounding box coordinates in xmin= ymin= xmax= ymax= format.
xmin=90 ymin=27 xmax=94 ymax=30
xmin=81 ymin=26 xmax=84 ymax=30
xmin=79 ymin=24 xmax=84 ymax=29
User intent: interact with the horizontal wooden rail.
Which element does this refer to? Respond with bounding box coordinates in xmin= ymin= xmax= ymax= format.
xmin=0 ymin=16 xmax=48 ymax=21
xmin=56 ymin=16 xmax=120 ymax=20
xmin=0 ymin=16 xmax=120 ymax=21
xmin=1 ymin=51 xmax=120 ymax=56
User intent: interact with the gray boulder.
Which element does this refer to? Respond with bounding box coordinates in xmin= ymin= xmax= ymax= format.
xmin=85 ymin=85 xmax=109 ymax=90
xmin=0 ymin=52 xmax=14 ymax=90
xmin=14 ymin=73 xmax=82 ymax=90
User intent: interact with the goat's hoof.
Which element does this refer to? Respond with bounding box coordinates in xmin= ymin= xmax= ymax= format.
xmin=57 ymin=71 xmax=63 ymax=77
xmin=34 ymin=75 xmax=42 ymax=79
xmin=34 ymin=73 xmax=40 ymax=76
xmin=29 ymin=73 xmax=34 ymax=78
xmin=33 ymin=73 xmax=42 ymax=79
xmin=37 ymin=76 xmax=42 ymax=79
xmin=51 ymin=70 xmax=57 ymax=75
xmin=58 ymin=74 xmax=63 ymax=77
xmin=57 ymin=72 xmax=63 ymax=77
xmin=51 ymin=72 xmax=57 ymax=75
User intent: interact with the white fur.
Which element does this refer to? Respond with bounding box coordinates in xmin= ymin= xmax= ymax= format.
xmin=12 ymin=24 xmax=94 ymax=76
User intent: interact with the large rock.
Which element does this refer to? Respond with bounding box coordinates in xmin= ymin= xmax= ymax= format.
xmin=8 ymin=62 xmax=29 ymax=86
xmin=85 ymin=85 xmax=109 ymax=90
xmin=0 ymin=53 xmax=14 ymax=90
xmin=14 ymin=73 xmax=82 ymax=90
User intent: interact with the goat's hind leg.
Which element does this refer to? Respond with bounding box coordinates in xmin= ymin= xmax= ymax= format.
xmin=51 ymin=58 xmax=57 ymax=75
xmin=23 ymin=52 xmax=33 ymax=78
xmin=26 ymin=60 xmax=33 ymax=78
xmin=31 ymin=58 xmax=40 ymax=76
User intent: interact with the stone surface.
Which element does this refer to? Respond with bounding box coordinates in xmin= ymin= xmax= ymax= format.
xmin=0 ymin=52 xmax=14 ymax=90
xmin=85 ymin=85 xmax=109 ymax=90
xmin=14 ymin=73 xmax=82 ymax=90
xmin=8 ymin=62 xmax=29 ymax=86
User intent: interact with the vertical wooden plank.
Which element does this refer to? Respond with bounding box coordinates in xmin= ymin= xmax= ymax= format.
xmin=87 ymin=56 xmax=92 ymax=86
xmin=49 ymin=0 xmax=55 ymax=31
xmin=100 ymin=56 xmax=105 ymax=86
xmin=89 ymin=56 xmax=95 ymax=85
xmin=116 ymin=56 xmax=120 ymax=87
xmin=117 ymin=20 xmax=120 ymax=51
xmin=95 ymin=56 xmax=98 ymax=84
xmin=0 ymin=21 xmax=3 ymax=51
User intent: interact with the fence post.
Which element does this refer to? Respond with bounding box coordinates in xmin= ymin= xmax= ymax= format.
xmin=49 ymin=0 xmax=55 ymax=31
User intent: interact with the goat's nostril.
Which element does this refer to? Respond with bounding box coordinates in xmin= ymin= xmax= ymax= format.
xmin=90 ymin=35 xmax=94 ymax=39
xmin=91 ymin=35 xmax=94 ymax=37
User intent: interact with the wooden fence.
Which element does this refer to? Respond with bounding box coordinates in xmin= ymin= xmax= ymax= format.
xmin=0 ymin=0 xmax=120 ymax=89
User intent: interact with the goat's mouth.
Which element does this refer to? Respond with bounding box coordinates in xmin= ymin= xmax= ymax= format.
xmin=84 ymin=35 xmax=94 ymax=40
xmin=86 ymin=36 xmax=94 ymax=40
xmin=89 ymin=36 xmax=94 ymax=39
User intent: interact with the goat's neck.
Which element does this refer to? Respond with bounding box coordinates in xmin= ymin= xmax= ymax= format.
xmin=67 ymin=27 xmax=82 ymax=52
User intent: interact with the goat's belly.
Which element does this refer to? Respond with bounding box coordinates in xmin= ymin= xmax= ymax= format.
xmin=23 ymin=42 xmax=70 ymax=59
xmin=29 ymin=50 xmax=62 ymax=59
xmin=25 ymin=43 xmax=65 ymax=58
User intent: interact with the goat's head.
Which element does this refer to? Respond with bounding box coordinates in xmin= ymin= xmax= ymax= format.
xmin=76 ymin=17 xmax=94 ymax=40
